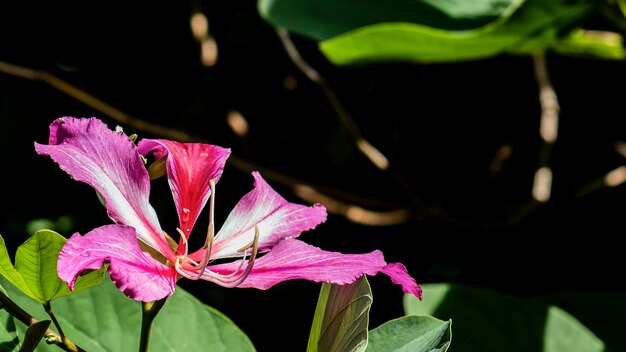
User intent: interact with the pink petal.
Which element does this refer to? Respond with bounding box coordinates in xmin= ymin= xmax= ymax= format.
xmin=206 ymin=239 xmax=422 ymax=299
xmin=191 ymin=172 xmax=327 ymax=261
xmin=382 ymin=263 xmax=423 ymax=300
xmin=137 ymin=140 xmax=230 ymax=241
xmin=34 ymin=117 xmax=173 ymax=261
xmin=58 ymin=224 xmax=178 ymax=302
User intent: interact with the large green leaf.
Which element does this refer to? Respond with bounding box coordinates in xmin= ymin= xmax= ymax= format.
xmin=258 ymin=0 xmax=526 ymax=41
xmin=0 ymin=275 xmax=254 ymax=352
xmin=319 ymin=0 xmax=599 ymax=64
xmin=19 ymin=320 xmax=50 ymax=352
xmin=543 ymin=291 xmax=626 ymax=352
xmin=404 ymin=284 xmax=605 ymax=352
xmin=618 ymin=0 xmax=626 ymax=17
xmin=0 ymin=231 xmax=105 ymax=303
xmin=0 ymin=310 xmax=19 ymax=352
xmin=307 ymin=276 xmax=373 ymax=352
xmin=366 ymin=315 xmax=451 ymax=352
xmin=549 ymin=28 xmax=625 ymax=61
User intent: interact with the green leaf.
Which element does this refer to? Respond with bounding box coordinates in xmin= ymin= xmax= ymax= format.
xmin=0 ymin=275 xmax=254 ymax=352
xmin=307 ymin=276 xmax=373 ymax=352
xmin=0 ymin=231 xmax=105 ymax=303
xmin=549 ymin=28 xmax=625 ymax=60
xmin=0 ymin=309 xmax=19 ymax=352
xmin=318 ymin=0 xmax=598 ymax=64
xmin=543 ymin=291 xmax=626 ymax=352
xmin=0 ymin=238 xmax=33 ymax=300
xmin=366 ymin=315 xmax=451 ymax=352
xmin=403 ymin=284 xmax=605 ymax=352
xmin=618 ymin=0 xmax=626 ymax=18
xmin=258 ymin=0 xmax=526 ymax=41
xmin=18 ymin=320 xmax=50 ymax=352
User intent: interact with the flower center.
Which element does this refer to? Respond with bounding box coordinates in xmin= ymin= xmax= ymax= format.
xmin=172 ymin=179 xmax=259 ymax=287
xmin=174 ymin=226 xmax=259 ymax=287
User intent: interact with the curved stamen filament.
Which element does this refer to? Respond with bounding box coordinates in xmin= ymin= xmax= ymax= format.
xmin=174 ymin=228 xmax=190 ymax=277
xmin=184 ymin=225 xmax=260 ymax=287
xmin=188 ymin=179 xmax=216 ymax=280
xmin=208 ymin=179 xmax=215 ymax=225
xmin=188 ymin=223 xmax=214 ymax=280
xmin=176 ymin=228 xmax=189 ymax=260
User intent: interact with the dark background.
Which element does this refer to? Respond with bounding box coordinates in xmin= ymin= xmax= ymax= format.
xmin=1 ymin=1 xmax=625 ymax=350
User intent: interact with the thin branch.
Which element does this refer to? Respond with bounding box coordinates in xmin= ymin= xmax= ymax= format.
xmin=43 ymin=301 xmax=81 ymax=352
xmin=531 ymin=52 xmax=560 ymax=203
xmin=601 ymin=2 xmax=626 ymax=35
xmin=1 ymin=57 xmax=578 ymax=230
xmin=574 ymin=141 xmax=626 ymax=197
xmin=0 ymin=59 xmax=413 ymax=226
xmin=275 ymin=28 xmax=390 ymax=171
xmin=0 ymin=291 xmax=85 ymax=352
xmin=275 ymin=28 xmax=425 ymax=213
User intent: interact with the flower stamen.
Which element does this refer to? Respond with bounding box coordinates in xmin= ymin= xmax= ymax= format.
xmin=188 ymin=222 xmax=214 ymax=280
xmin=176 ymin=228 xmax=190 ymax=259
xmin=187 ymin=179 xmax=216 ymax=280
xmin=198 ymin=225 xmax=259 ymax=287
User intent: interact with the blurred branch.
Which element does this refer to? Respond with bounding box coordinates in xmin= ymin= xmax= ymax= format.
xmin=275 ymin=29 xmax=390 ymax=169
xmin=531 ymin=52 xmax=559 ymax=203
xmin=189 ymin=1 xmax=218 ymax=67
xmin=0 ymin=61 xmax=191 ymax=142
xmin=4 ymin=55 xmax=601 ymax=231
xmin=480 ymin=52 xmax=560 ymax=230
xmin=275 ymin=27 xmax=424 ymax=212
xmin=0 ymin=59 xmax=413 ymax=226
xmin=575 ymin=141 xmax=626 ymax=197
xmin=601 ymin=2 xmax=626 ymax=35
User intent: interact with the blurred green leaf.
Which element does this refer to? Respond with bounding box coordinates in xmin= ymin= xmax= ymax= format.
xmin=618 ymin=0 xmax=626 ymax=17
xmin=25 ymin=217 xmax=73 ymax=235
xmin=404 ymin=284 xmax=605 ymax=352
xmin=543 ymin=291 xmax=626 ymax=352
xmin=319 ymin=0 xmax=598 ymax=64
xmin=0 ymin=275 xmax=254 ymax=352
xmin=0 ymin=310 xmax=19 ymax=352
xmin=366 ymin=315 xmax=451 ymax=352
xmin=307 ymin=276 xmax=372 ymax=352
xmin=258 ymin=0 xmax=526 ymax=41
xmin=0 ymin=230 xmax=105 ymax=303
xmin=19 ymin=320 xmax=50 ymax=352
xmin=549 ymin=28 xmax=625 ymax=60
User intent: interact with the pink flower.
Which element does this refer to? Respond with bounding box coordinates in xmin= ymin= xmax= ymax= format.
xmin=35 ymin=117 xmax=422 ymax=302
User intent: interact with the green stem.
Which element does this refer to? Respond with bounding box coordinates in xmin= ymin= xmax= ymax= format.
xmin=0 ymin=290 xmax=35 ymax=327
xmin=43 ymin=301 xmax=83 ymax=352
xmin=139 ymin=298 xmax=168 ymax=352
xmin=0 ymin=290 xmax=84 ymax=352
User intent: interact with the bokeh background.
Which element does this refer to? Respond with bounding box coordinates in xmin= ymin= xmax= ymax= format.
xmin=1 ymin=1 xmax=625 ymax=350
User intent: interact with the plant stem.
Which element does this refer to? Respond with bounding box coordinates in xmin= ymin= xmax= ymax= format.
xmin=0 ymin=290 xmax=84 ymax=351
xmin=139 ymin=298 xmax=168 ymax=352
xmin=43 ymin=301 xmax=83 ymax=352
xmin=0 ymin=290 xmax=36 ymax=327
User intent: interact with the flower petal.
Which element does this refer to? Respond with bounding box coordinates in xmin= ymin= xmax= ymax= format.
xmin=382 ymin=263 xmax=423 ymax=300
xmin=192 ymin=172 xmax=327 ymax=260
xmin=137 ymin=140 xmax=230 ymax=240
xmin=34 ymin=117 xmax=173 ymax=261
xmin=58 ymin=224 xmax=178 ymax=302
xmin=206 ymin=239 xmax=422 ymax=299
